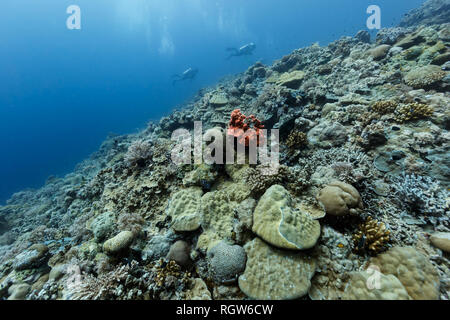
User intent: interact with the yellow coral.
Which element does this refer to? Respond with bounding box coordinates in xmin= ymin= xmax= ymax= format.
xmin=371 ymin=100 xmax=397 ymax=114
xmin=394 ymin=102 xmax=434 ymax=123
xmin=353 ymin=216 xmax=390 ymax=254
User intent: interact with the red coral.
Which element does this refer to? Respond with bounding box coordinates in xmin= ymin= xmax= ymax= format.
xmin=227 ymin=109 xmax=265 ymax=146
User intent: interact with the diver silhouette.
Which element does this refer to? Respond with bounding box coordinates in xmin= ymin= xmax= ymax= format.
xmin=226 ymin=43 xmax=256 ymax=60
xmin=172 ymin=67 xmax=198 ymax=86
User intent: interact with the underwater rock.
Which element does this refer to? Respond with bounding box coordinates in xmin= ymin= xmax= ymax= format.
xmin=307 ymin=121 xmax=348 ymax=148
xmin=399 ymin=0 xmax=450 ymax=27
xmin=184 ymin=278 xmax=212 ymax=300
xmin=7 ymin=283 xmax=31 ymax=300
xmin=207 ymin=241 xmax=246 ymax=284
xmin=404 ymin=65 xmax=447 ymax=89
xmin=369 ymin=44 xmax=391 ymax=60
xmin=209 ymin=92 xmax=229 ymax=106
xmin=354 ymin=30 xmax=371 ymax=43
xmin=276 ymin=70 xmax=306 ymax=89
xmin=376 ymin=27 xmax=410 ymax=45
xmin=238 ymin=237 xmax=316 ymax=300
xmin=90 ymin=211 xmax=117 ymax=242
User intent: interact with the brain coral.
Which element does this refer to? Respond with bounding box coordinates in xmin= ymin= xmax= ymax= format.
xmin=207 ymin=241 xmax=247 ymax=284
xmin=317 ymin=181 xmax=363 ymax=216
xmin=370 ymin=246 xmax=440 ymax=300
xmin=167 ymin=187 xmax=203 ymax=232
xmin=342 ymin=270 xmax=411 ymax=300
xmin=238 ymin=237 xmax=316 ymax=300
xmin=252 ymin=185 xmax=321 ymax=250
xmin=404 ymin=65 xmax=447 ymax=88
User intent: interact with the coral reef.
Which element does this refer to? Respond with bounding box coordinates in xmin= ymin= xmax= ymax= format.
xmin=0 ymin=0 xmax=449 ymax=300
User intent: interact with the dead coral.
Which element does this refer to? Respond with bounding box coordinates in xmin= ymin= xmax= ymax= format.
xmin=353 ymin=216 xmax=390 ymax=254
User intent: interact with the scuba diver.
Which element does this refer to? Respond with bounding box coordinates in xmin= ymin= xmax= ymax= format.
xmin=172 ymin=67 xmax=198 ymax=85
xmin=226 ymin=43 xmax=256 ymax=60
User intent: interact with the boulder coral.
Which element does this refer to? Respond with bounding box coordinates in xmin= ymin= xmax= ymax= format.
xmin=317 ymin=181 xmax=363 ymax=216
xmin=238 ymin=237 xmax=316 ymax=300
xmin=252 ymin=185 xmax=321 ymax=250
xmin=207 ymin=241 xmax=247 ymax=284
xmin=103 ymin=231 xmax=134 ymax=255
xmin=342 ymin=270 xmax=411 ymax=300
xmin=166 ymin=187 xmax=203 ymax=232
xmin=369 ymin=246 xmax=440 ymax=300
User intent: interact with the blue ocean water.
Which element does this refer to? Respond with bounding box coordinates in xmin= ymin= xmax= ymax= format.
xmin=0 ymin=0 xmax=424 ymax=204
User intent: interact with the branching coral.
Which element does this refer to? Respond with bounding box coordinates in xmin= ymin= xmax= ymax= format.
xmin=371 ymin=100 xmax=397 ymax=114
xmin=71 ymin=262 xmax=137 ymax=300
xmin=285 ymin=131 xmax=308 ymax=155
xmin=153 ymin=259 xmax=190 ymax=288
xmin=124 ymin=140 xmax=153 ymax=168
xmin=353 ymin=216 xmax=390 ymax=254
xmin=394 ymin=102 xmax=434 ymax=122
xmin=227 ymin=109 xmax=265 ymax=146
xmin=391 ymin=173 xmax=448 ymax=220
